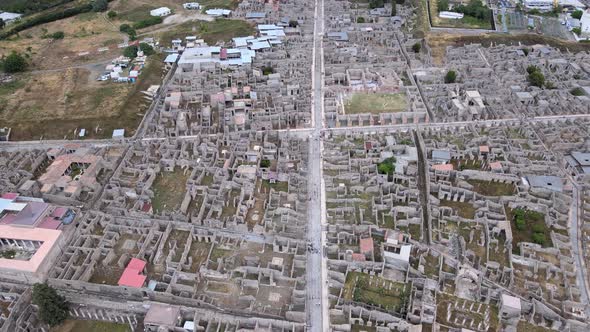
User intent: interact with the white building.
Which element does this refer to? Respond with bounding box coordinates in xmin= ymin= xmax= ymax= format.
xmin=183 ymin=2 xmax=201 ymax=9
xmin=523 ymin=0 xmax=554 ymax=11
xmin=150 ymin=7 xmax=171 ymax=17
xmin=439 ymin=11 xmax=464 ymax=19
xmin=0 ymin=12 xmax=22 ymax=23
xmin=205 ymin=8 xmax=232 ymax=16
xmin=582 ymin=9 xmax=590 ymax=34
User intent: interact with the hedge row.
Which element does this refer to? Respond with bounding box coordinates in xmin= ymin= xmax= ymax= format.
xmin=0 ymin=0 xmax=115 ymax=40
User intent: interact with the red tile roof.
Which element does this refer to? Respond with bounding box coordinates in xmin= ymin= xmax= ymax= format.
xmin=1 ymin=193 xmax=18 ymax=200
xmin=352 ymin=253 xmax=366 ymax=261
xmin=118 ymin=258 xmax=147 ymax=288
xmin=38 ymin=217 xmax=61 ymax=230
xmin=432 ymin=164 xmax=454 ymax=171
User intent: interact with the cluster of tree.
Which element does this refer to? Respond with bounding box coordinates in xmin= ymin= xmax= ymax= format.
xmin=123 ymin=43 xmax=155 ymax=58
xmin=0 ymin=0 xmax=74 ymax=14
xmin=0 ymin=2 xmax=92 ymax=39
xmin=437 ymin=0 xmax=449 ymax=12
xmin=453 ymin=0 xmax=491 ymax=21
xmin=526 ymin=65 xmax=545 ymax=87
xmin=133 ymin=16 xmax=163 ymax=29
xmin=91 ymin=0 xmax=108 ymax=12
xmin=513 ymin=209 xmax=547 ymax=246
xmin=0 ymin=52 xmax=27 ymax=73
xmin=444 ymin=70 xmax=456 ymax=83
xmin=369 ymin=0 xmax=384 ymax=9
xmin=119 ymin=23 xmax=137 ymax=40
xmin=377 ymin=157 xmax=397 ymax=175
xmin=32 ymin=283 xmax=69 ymax=327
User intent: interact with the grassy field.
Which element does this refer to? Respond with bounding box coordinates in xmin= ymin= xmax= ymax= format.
xmin=151 ymin=167 xmax=190 ymax=212
xmin=52 ymin=319 xmax=131 ymax=332
xmin=507 ymin=207 xmax=552 ymax=253
xmin=0 ymin=53 xmax=165 ymax=140
xmin=439 ymin=199 xmax=476 ymax=219
xmin=467 ymin=179 xmax=515 ymax=197
xmin=516 ymin=321 xmax=552 ymax=332
xmin=158 ymin=19 xmax=255 ymax=46
xmin=344 ymin=93 xmax=408 ymax=115
xmin=343 ymin=272 xmax=408 ymax=312
xmin=428 ymin=0 xmax=493 ymax=30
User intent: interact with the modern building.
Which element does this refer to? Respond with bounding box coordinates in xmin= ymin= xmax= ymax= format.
xmin=0 ymin=12 xmax=22 ymax=24
xmin=144 ymin=303 xmax=181 ymax=331
xmin=150 ymin=7 xmax=171 ymax=17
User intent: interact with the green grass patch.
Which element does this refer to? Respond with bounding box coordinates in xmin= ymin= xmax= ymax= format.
xmin=344 ymin=93 xmax=407 ymax=114
xmin=117 ymin=5 xmax=154 ymax=23
xmin=343 ymin=272 xmax=409 ymax=312
xmin=261 ymin=180 xmax=288 ymax=192
xmin=200 ymin=0 xmax=241 ymax=10
xmin=159 ymin=19 xmax=255 ymax=46
xmin=439 ymin=200 xmax=476 ymax=219
xmin=467 ymin=179 xmax=515 ymax=196
xmin=151 ymin=167 xmax=190 ymax=212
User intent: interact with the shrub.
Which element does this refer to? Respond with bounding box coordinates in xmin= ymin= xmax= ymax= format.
xmin=572 ymin=27 xmax=581 ymax=35
xmin=438 ymin=0 xmax=449 ymax=12
xmin=572 ymin=10 xmax=583 ymax=20
xmin=262 ymin=66 xmax=274 ymax=75
xmin=107 ymin=10 xmax=117 ymax=19
xmin=528 ymin=70 xmax=545 ymax=87
xmin=357 ymin=16 xmax=365 ymax=23
xmin=260 ymin=159 xmax=271 ymax=168
xmin=531 ymin=232 xmax=546 ymax=245
xmin=288 ymin=20 xmax=298 ymax=27
xmin=571 ymin=87 xmax=585 ymax=96
xmin=50 ymin=31 xmax=64 ymax=39
xmin=526 ymin=65 xmax=539 ymax=74
xmin=32 ymin=283 xmax=69 ymax=327
xmin=412 ymin=42 xmax=421 ymax=53
xmin=2 ymin=52 xmax=27 ymax=73
xmin=133 ymin=16 xmax=163 ymax=29
xmin=139 ymin=42 xmax=155 ymax=56
xmin=0 ymin=19 xmax=5 ymax=30
xmin=444 ymin=70 xmax=457 ymax=83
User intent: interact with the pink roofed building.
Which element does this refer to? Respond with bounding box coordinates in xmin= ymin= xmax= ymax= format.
xmin=118 ymin=258 xmax=147 ymax=288
xmin=359 ymin=237 xmax=374 ymax=255
xmin=432 ymin=163 xmax=454 ymax=171
xmin=489 ymin=161 xmax=503 ymax=172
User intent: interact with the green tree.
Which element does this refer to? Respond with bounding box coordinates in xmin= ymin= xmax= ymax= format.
xmin=119 ymin=23 xmax=131 ymax=33
xmin=260 ymin=159 xmax=271 ymax=168
xmin=32 ymin=283 xmax=69 ymax=327
xmin=92 ymin=0 xmax=108 ymax=12
xmin=444 ymin=70 xmax=457 ymax=83
xmin=139 ymin=42 xmax=155 ymax=56
xmin=572 ymin=27 xmax=581 ymax=35
xmin=572 ymin=10 xmax=583 ymax=20
xmin=123 ymin=45 xmax=138 ymax=58
xmin=50 ymin=31 xmax=64 ymax=39
xmin=412 ymin=42 xmax=421 ymax=53
xmin=107 ymin=10 xmax=117 ymax=19
xmin=357 ymin=16 xmax=365 ymax=23
xmin=528 ymin=70 xmax=545 ymax=87
xmin=438 ymin=0 xmax=449 ymax=12
xmin=2 ymin=52 xmax=27 ymax=73
xmin=288 ymin=20 xmax=298 ymax=27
